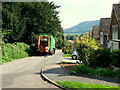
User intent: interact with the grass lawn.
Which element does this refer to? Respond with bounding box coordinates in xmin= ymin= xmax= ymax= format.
xmin=56 ymin=81 xmax=120 ymax=89
xmin=63 ymin=54 xmax=71 ymax=57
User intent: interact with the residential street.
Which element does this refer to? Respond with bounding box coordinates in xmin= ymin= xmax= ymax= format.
xmin=1 ymin=1 xmax=120 ymax=89
xmin=1 ymin=50 xmax=62 ymax=89
xmin=1 ymin=49 xmax=120 ymax=89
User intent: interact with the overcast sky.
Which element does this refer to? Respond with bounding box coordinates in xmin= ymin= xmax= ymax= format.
xmin=48 ymin=0 xmax=120 ymax=29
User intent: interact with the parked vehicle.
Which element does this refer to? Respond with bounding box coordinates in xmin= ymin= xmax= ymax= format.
xmin=37 ymin=33 xmax=55 ymax=55
xmin=71 ymin=50 xmax=78 ymax=60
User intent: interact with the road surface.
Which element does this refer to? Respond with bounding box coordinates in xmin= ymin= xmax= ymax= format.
xmin=1 ymin=50 xmax=63 ymax=89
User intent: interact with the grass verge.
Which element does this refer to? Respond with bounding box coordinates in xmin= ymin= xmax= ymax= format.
xmin=56 ymin=81 xmax=120 ymax=89
xmin=63 ymin=54 xmax=71 ymax=57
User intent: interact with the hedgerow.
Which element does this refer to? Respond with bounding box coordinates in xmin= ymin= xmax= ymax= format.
xmin=1 ymin=42 xmax=33 ymax=64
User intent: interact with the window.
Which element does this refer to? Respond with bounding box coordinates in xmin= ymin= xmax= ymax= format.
xmin=112 ymin=25 xmax=118 ymax=40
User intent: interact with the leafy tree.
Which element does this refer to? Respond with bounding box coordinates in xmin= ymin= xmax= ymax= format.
xmin=0 ymin=29 xmax=11 ymax=37
xmin=2 ymin=2 xmax=25 ymax=42
xmin=2 ymin=2 xmax=64 ymax=46
xmin=0 ymin=29 xmax=11 ymax=59
xmin=65 ymin=34 xmax=77 ymax=40
xmin=75 ymin=33 xmax=100 ymax=66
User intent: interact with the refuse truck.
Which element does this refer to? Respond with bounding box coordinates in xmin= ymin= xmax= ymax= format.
xmin=37 ymin=33 xmax=55 ymax=55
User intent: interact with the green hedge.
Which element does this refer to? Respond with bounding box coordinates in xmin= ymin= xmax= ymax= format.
xmin=111 ymin=49 xmax=120 ymax=67
xmin=14 ymin=42 xmax=30 ymax=51
xmin=89 ymin=48 xmax=112 ymax=68
xmin=70 ymin=64 xmax=120 ymax=79
xmin=89 ymin=49 xmax=120 ymax=68
xmin=76 ymin=47 xmax=120 ymax=68
xmin=1 ymin=42 xmax=33 ymax=64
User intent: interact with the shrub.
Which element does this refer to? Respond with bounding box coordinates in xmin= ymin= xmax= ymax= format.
xmin=15 ymin=42 xmax=30 ymax=51
xmin=62 ymin=49 xmax=72 ymax=54
xmin=62 ymin=40 xmax=74 ymax=54
xmin=1 ymin=42 xmax=33 ymax=63
xmin=111 ymin=49 xmax=120 ymax=67
xmin=14 ymin=42 xmax=34 ymax=56
xmin=89 ymin=48 xmax=112 ymax=68
xmin=71 ymin=64 xmax=120 ymax=78
xmin=62 ymin=49 xmax=67 ymax=54
xmin=75 ymin=34 xmax=100 ymax=66
xmin=2 ymin=43 xmax=28 ymax=61
xmin=77 ymin=45 xmax=94 ymax=66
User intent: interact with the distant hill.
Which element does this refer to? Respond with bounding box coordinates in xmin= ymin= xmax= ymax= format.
xmin=64 ymin=20 xmax=100 ymax=34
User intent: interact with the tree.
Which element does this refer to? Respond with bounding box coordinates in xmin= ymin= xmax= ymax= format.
xmin=0 ymin=29 xmax=11 ymax=59
xmin=65 ymin=34 xmax=77 ymax=40
xmin=2 ymin=2 xmax=64 ymax=46
xmin=75 ymin=33 xmax=100 ymax=66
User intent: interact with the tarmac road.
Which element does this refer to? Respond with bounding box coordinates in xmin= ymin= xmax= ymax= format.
xmin=1 ymin=50 xmax=62 ymax=89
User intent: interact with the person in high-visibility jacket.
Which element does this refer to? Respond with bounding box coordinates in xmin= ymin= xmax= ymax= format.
xmin=44 ymin=44 xmax=49 ymax=56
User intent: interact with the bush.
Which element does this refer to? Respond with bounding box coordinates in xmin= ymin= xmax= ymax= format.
xmin=77 ymin=45 xmax=93 ymax=66
xmin=62 ymin=49 xmax=72 ymax=54
xmin=1 ymin=42 xmax=33 ymax=63
xmin=62 ymin=49 xmax=67 ymax=54
xmin=89 ymin=48 xmax=112 ymax=68
xmin=62 ymin=40 xmax=74 ymax=54
xmin=111 ymin=49 xmax=120 ymax=67
xmin=15 ymin=42 xmax=30 ymax=51
xmin=75 ymin=34 xmax=100 ymax=66
xmin=72 ymin=64 xmax=94 ymax=75
xmin=70 ymin=64 xmax=120 ymax=78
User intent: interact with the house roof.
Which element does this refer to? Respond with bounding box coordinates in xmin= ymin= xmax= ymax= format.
xmin=113 ymin=4 xmax=120 ymax=27
xmin=99 ymin=18 xmax=111 ymax=34
xmin=92 ymin=26 xmax=99 ymax=30
xmin=92 ymin=26 xmax=99 ymax=39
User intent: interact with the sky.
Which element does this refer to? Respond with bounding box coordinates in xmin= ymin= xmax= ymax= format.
xmin=48 ymin=0 xmax=120 ymax=29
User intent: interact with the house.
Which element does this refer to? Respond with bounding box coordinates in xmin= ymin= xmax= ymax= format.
xmin=92 ymin=26 xmax=99 ymax=40
xmin=109 ymin=4 xmax=120 ymax=50
xmin=99 ymin=18 xmax=111 ymax=48
xmin=88 ymin=30 xmax=93 ymax=38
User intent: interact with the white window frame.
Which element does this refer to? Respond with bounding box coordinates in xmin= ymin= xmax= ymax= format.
xmin=112 ymin=25 xmax=118 ymax=40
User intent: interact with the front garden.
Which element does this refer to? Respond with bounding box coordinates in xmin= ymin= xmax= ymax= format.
xmin=62 ymin=33 xmax=120 ymax=79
